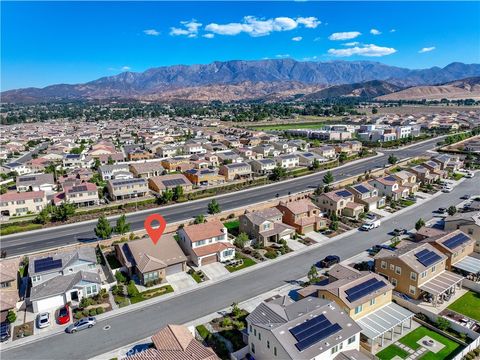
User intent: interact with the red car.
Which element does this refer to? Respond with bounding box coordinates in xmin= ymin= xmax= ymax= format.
xmin=57 ymin=305 xmax=70 ymax=325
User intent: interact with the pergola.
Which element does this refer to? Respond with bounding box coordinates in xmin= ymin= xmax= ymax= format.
xmin=419 ymin=271 xmax=464 ymax=307
xmin=453 ymin=256 xmax=480 ymax=280
xmin=357 ymin=302 xmax=415 ymax=348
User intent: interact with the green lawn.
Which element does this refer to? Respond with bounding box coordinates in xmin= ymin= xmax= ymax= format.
xmin=0 ymin=223 xmax=42 ymax=236
xmin=130 ymin=285 xmax=174 ymax=304
xmin=448 ymin=290 xmax=480 ymax=322
xmin=451 ymin=173 xmax=464 ymax=181
xmin=226 ymin=254 xmax=256 ymax=272
xmin=196 ymin=324 xmax=210 ymax=340
xmin=400 ymin=199 xmax=415 ymax=207
xmin=376 ymin=344 xmax=410 ymax=360
xmin=398 ymin=326 xmax=461 ymax=360
xmin=189 ymin=271 xmax=203 ymax=283
xmin=223 ymin=220 xmax=239 ymax=236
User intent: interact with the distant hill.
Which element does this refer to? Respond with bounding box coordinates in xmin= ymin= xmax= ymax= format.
xmin=376 ymin=77 xmax=480 ymax=101
xmin=303 ymin=80 xmax=403 ymax=100
xmin=2 ymin=59 xmax=480 ymax=103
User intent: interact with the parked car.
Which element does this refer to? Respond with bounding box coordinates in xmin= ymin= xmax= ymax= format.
xmin=66 ymin=317 xmax=96 ymax=333
xmin=461 ymin=194 xmax=471 ymax=200
xmin=36 ymin=312 xmax=50 ymax=329
xmin=360 ymin=220 xmax=381 ymax=231
xmin=465 ymin=171 xmax=474 ymax=178
xmin=436 ymin=207 xmax=447 ymax=214
xmin=365 ymin=213 xmax=377 ymax=220
xmin=317 ymin=255 xmax=340 ymax=268
xmin=57 ymin=305 xmax=70 ymax=325
xmin=0 ymin=322 xmax=10 ymax=342
xmin=392 ymin=228 xmax=408 ymax=236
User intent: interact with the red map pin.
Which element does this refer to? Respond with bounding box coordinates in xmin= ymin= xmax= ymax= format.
xmin=144 ymin=214 xmax=167 ymax=245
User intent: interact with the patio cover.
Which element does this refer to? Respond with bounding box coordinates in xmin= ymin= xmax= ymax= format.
xmin=453 ymin=256 xmax=480 ymax=274
xmin=357 ymin=302 xmax=414 ymax=340
xmin=419 ymin=271 xmax=464 ymax=296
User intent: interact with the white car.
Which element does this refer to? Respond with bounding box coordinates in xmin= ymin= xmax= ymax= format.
xmin=442 ymin=186 xmax=453 ymax=193
xmin=361 ymin=220 xmax=380 ymax=231
xmin=36 ymin=312 xmax=50 ymax=329
xmin=465 ymin=172 xmax=474 ymax=178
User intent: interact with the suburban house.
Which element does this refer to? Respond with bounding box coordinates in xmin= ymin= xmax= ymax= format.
xmin=298 ymin=264 xmax=414 ymax=352
xmin=409 ymin=165 xmax=438 ymax=184
xmin=250 ymin=159 xmax=276 ymax=175
xmin=106 ymin=178 xmax=149 ymax=201
xmin=432 ymin=154 xmax=463 ymax=172
xmin=347 ymin=183 xmax=385 ymax=211
xmin=1 ymin=162 xmax=31 ymax=175
xmin=115 ymin=233 xmax=187 ymax=286
xmin=156 ymin=145 xmax=177 ymax=158
xmin=98 ymin=164 xmax=132 ymax=181
xmin=246 ymin=296 xmax=362 ymax=360
xmin=63 ymin=183 xmax=99 ymax=207
xmin=0 ymin=258 xmax=20 ymax=323
xmin=123 ymin=324 xmax=218 ymax=360
xmin=297 ymin=152 xmax=325 ymax=167
xmin=277 ymin=199 xmax=327 ymax=234
xmin=28 ymin=248 xmax=101 ymax=312
xmin=217 ymin=151 xmax=243 ymax=164
xmin=374 ymin=242 xmax=464 ymax=305
xmin=239 ymin=208 xmax=295 ymax=247
xmin=183 ymin=142 xmax=206 ymax=155
xmin=315 ymin=189 xmax=364 ymax=219
xmin=161 ymin=157 xmax=192 ymax=172
xmin=148 ymin=174 xmax=193 ymax=195
xmin=127 ymin=148 xmax=154 ymax=161
xmin=16 ymin=173 xmax=55 ymax=192
xmin=184 ymin=168 xmax=225 ymax=186
xmin=0 ymin=190 xmax=48 ymax=216
xmin=443 ymin=212 xmax=480 ymax=252
xmin=369 ymin=175 xmax=409 ymax=200
xmin=177 ymin=220 xmax=235 ymax=267
xmin=422 ymin=160 xmax=448 ymax=179
xmin=275 ymin=154 xmax=300 ymax=169
xmin=218 ymin=162 xmax=252 ymax=181
xmin=423 ymin=230 xmax=478 ymax=274
xmin=129 ymin=161 xmax=165 ymax=178
xmin=311 ymin=145 xmax=336 ymax=159
xmin=63 ymin=154 xmax=92 ymax=169
xmin=390 ymin=170 xmax=419 ymax=195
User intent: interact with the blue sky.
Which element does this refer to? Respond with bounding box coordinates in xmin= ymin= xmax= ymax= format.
xmin=2 ymin=1 xmax=480 ymax=90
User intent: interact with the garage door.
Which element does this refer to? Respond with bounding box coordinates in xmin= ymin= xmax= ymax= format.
xmin=34 ymin=295 xmax=65 ymax=313
xmin=201 ymin=254 xmax=217 ymax=266
xmin=166 ymin=263 xmax=183 ymax=275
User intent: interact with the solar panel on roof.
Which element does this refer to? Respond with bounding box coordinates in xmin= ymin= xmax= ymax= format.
xmin=290 ymin=315 xmax=329 ymax=341
xmin=335 ymin=190 xmax=352 ymax=198
xmin=345 ymin=278 xmax=388 ymax=302
xmin=19 ymin=176 xmax=36 ymax=182
xmin=72 ymin=185 xmax=88 ymax=192
xmin=415 ymin=250 xmax=442 ymax=267
xmin=163 ymin=178 xmax=186 ymax=187
xmin=295 ymin=323 xmax=342 ymax=351
xmin=384 ymin=176 xmax=397 ymax=181
xmin=34 ymin=257 xmax=63 ymax=273
xmin=443 ymin=233 xmax=470 ymax=249
xmin=354 ymin=184 xmax=370 ymax=194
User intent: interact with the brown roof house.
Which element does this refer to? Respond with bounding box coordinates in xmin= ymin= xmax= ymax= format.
xmin=177 ymin=220 xmax=235 ymax=267
xmin=347 ymin=182 xmax=385 ymax=211
xmin=277 ymin=199 xmax=327 ymax=234
xmin=148 ymin=174 xmax=193 ymax=195
xmin=0 ymin=258 xmax=20 ymax=323
xmin=123 ymin=324 xmax=218 ymax=360
xmin=115 ymin=233 xmax=187 ymax=286
xmin=239 ymin=208 xmax=295 ymax=247
xmin=315 ymin=189 xmax=365 ymax=219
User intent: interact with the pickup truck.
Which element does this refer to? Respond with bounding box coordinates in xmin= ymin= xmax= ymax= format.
xmin=360 ymin=220 xmax=381 ymax=231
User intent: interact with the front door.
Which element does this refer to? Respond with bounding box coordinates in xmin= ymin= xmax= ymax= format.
xmin=71 ymin=290 xmax=79 ymax=301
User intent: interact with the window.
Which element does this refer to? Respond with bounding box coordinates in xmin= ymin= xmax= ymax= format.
xmin=253 ymin=329 xmax=256 ymax=336
xmin=431 ymin=265 xmax=436 ymax=273
xmin=395 ymin=266 xmax=401 ymax=275
xmin=32 ymin=275 xmax=41 ymax=282
xmin=249 ymin=325 xmax=252 ymax=333
xmin=348 ymin=335 xmax=356 ymax=344
xmin=251 ymin=343 xmax=255 ymax=354
xmin=0 ymin=281 xmax=12 ymax=288
xmin=354 ymin=305 xmax=363 ymax=314
xmin=391 ymin=278 xmax=398 ymax=286
xmin=410 ymin=272 xmax=417 ymax=281
xmin=421 ymin=271 xmax=427 ymax=278
xmin=267 ymin=340 xmax=270 ymax=349
xmin=381 ymin=261 xmax=387 ymax=269
xmin=390 ymin=264 xmax=395 ymax=270
xmin=409 ymin=285 xmax=416 ymax=295
xmin=370 ymin=298 xmax=376 ymax=306
xmin=274 ymin=347 xmax=277 ymax=356
xmin=258 ymin=332 xmax=261 ymax=340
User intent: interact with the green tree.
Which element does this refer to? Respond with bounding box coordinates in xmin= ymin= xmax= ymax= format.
xmin=115 ymin=214 xmax=130 ymax=235
xmin=231 ymin=302 xmax=241 ymax=318
xmin=447 ymin=206 xmax=457 ymax=216
xmin=339 ymin=152 xmax=347 ymax=163
xmin=322 ymin=171 xmax=334 ymax=192
xmin=311 ymin=158 xmax=320 ymax=170
xmin=436 ymin=317 xmax=450 ymax=331
xmin=107 ymin=156 xmax=114 ymax=165
xmin=0 ymin=186 xmax=7 ymax=195
xmin=329 ymin=221 xmax=339 ymax=231
xmin=34 ymin=208 xmax=50 ymax=224
xmin=372 ymin=107 xmax=378 ymax=114
xmin=234 ymin=232 xmax=249 ymax=249
xmin=160 ymin=188 xmax=174 ymax=204
xmin=415 ymin=218 xmax=425 ymax=231
xmin=208 ymin=199 xmax=221 ymax=215
xmin=95 ymin=215 xmax=113 ymax=239
xmin=127 ymin=280 xmax=139 ymax=297
xmin=388 ymin=155 xmax=398 ymax=165
xmin=194 ymin=214 xmax=206 ymax=224
xmin=51 ymin=202 xmax=76 ymax=222
xmin=92 ymin=158 xmax=101 ymax=170
xmin=172 ymin=185 xmax=184 ymax=201
xmin=307 ymin=265 xmax=319 ymax=283
xmin=270 ymin=166 xmax=287 ymax=181
xmin=314 ymin=184 xmax=324 ymax=196
xmin=6 ymin=310 xmax=16 ymax=324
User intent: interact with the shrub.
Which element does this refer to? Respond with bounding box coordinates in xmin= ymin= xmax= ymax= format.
xmin=96 ymin=307 xmax=105 ymax=315
xmin=221 ymin=317 xmax=232 ymax=328
xmin=74 ymin=311 xmax=84 ymax=320
xmin=89 ymin=309 xmax=97 ymax=316
xmin=233 ymin=320 xmax=245 ymax=330
xmin=115 ymin=271 xmax=126 ymax=284
xmin=83 ymin=309 xmax=90 ymax=317
xmin=80 ymin=297 xmax=95 ymax=308
xmin=473 ymin=348 xmax=480 ymax=356
xmin=127 ymin=280 xmax=139 ymax=297
xmin=264 ymin=250 xmax=277 ymax=259
xmin=436 ymin=317 xmax=450 ymax=331
xmin=6 ymin=310 xmax=16 ymax=323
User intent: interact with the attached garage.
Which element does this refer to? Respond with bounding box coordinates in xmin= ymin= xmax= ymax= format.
xmin=200 ymin=254 xmax=217 ymax=266
xmin=165 ymin=263 xmax=184 ymax=276
xmin=33 ymin=295 xmax=65 ymax=313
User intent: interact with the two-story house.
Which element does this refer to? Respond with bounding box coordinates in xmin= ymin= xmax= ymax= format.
xmin=250 ymin=159 xmax=276 ymax=175
xmin=218 ymin=162 xmax=252 ymax=181
xmin=277 ymin=199 xmax=327 ymax=234
xmin=432 ymin=154 xmax=463 ymax=172
xmin=0 ymin=191 xmax=48 ymax=217
xmin=275 ymin=154 xmax=299 ymax=169
xmin=246 ymin=295 xmax=363 ymax=360
xmin=28 ymin=248 xmax=101 ymax=312
xmin=423 ymin=160 xmax=447 ymax=179
xmin=347 ymin=183 xmax=385 ymax=211
xmin=390 ymin=170 xmax=419 ymax=195
xmin=369 ymin=175 xmax=408 ymax=201
xmin=374 ymin=242 xmax=464 ymax=306
xmin=410 ymin=165 xmax=438 ymax=184
xmin=106 ymin=178 xmax=149 ymax=201
xmin=315 ymin=189 xmax=364 ymax=219
xmin=98 ymin=164 xmax=132 ymax=181
xmin=148 ymin=174 xmax=193 ymax=195
xmin=129 ymin=161 xmax=165 ymax=179
xmin=64 ymin=183 xmax=99 ymax=207
xmin=184 ymin=168 xmax=225 ymax=186
xmin=177 ymin=220 xmax=235 ymax=267
xmin=16 ymin=173 xmax=55 ymax=193
xmin=444 ymin=212 xmax=480 ymax=253
xmin=0 ymin=258 xmax=20 ymax=323
xmin=311 ymin=146 xmax=336 ymax=159
xmin=239 ymin=208 xmax=295 ymax=247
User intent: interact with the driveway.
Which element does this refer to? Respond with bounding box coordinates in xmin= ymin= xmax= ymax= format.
xmin=286 ymin=239 xmax=307 ymax=251
xmin=304 ymin=231 xmax=329 ymax=243
xmin=201 ymin=263 xmax=230 ymax=280
xmin=166 ymin=272 xmax=197 ymax=292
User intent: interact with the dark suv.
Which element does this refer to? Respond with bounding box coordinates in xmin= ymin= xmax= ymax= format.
xmin=0 ymin=322 xmax=11 ymax=342
xmin=317 ymin=255 xmax=340 ymax=268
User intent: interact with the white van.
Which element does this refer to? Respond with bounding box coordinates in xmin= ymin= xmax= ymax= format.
xmin=361 ymin=219 xmax=381 ymax=231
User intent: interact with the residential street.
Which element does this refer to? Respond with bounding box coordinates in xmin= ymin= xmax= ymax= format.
xmin=1 ymin=137 xmax=441 ymax=256
xmin=2 ymin=172 xmax=475 ymax=360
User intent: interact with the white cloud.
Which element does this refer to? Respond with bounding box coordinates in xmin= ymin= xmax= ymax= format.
xmin=143 ymin=29 xmax=160 ymax=36
xmin=419 ymin=46 xmax=436 ymax=53
xmin=292 ymin=36 xmax=303 ymax=42
xmin=170 ymin=19 xmax=202 ymax=37
xmin=370 ymin=29 xmax=381 ymax=35
xmin=390 ymin=29 xmax=396 ymax=33
xmin=302 ymin=55 xmax=319 ymax=61
xmin=276 ymin=54 xmax=290 ymax=58
xmin=205 ymin=16 xmax=320 ymax=37
xmin=314 ymin=37 xmax=321 ymax=42
xmin=328 ymin=44 xmax=397 ymax=57
xmin=203 ymin=33 xmax=215 ymax=39
xmin=121 ymin=66 xmax=131 ymax=71
xmin=328 ymin=31 xmax=361 ymax=40
xmin=343 ymin=41 xmax=359 ymax=46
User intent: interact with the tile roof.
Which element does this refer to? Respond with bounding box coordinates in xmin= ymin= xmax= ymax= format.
xmin=192 ymin=242 xmax=234 ymax=257
xmin=183 ymin=219 xmax=226 ymax=243
xmin=278 ymin=199 xmax=318 ymax=215
xmin=1 ymin=190 xmax=45 ymax=201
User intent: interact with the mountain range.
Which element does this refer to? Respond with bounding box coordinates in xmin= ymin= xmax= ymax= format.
xmin=2 ymin=59 xmax=480 ymax=103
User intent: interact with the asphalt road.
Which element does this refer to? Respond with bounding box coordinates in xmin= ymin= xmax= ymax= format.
xmin=1 ymin=137 xmax=441 ymax=256
xmin=14 ymin=143 xmax=49 ymax=164
xmin=2 ymin=172 xmax=475 ymax=360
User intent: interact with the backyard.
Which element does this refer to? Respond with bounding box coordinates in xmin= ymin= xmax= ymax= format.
xmin=223 ymin=220 xmax=240 ymax=236
xmin=225 ymin=253 xmax=256 ymax=272
xmin=376 ymin=344 xmax=410 ymax=360
xmin=448 ymin=290 xmax=480 ymax=322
